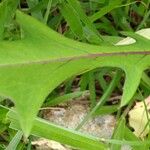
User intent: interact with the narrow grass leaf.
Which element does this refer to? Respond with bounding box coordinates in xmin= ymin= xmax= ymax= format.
xmin=5 ymin=131 xmax=23 ymax=150
xmin=110 ymin=118 xmax=125 ymax=150
xmin=43 ymin=91 xmax=88 ymax=107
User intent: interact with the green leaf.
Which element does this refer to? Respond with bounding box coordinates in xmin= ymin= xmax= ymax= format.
xmin=5 ymin=131 xmax=23 ymax=150
xmin=0 ymin=10 xmax=149 ymax=136
xmin=93 ymin=105 xmax=118 ymax=116
xmin=89 ymin=0 xmax=121 ymax=22
xmin=59 ymin=2 xmax=83 ymax=38
xmin=43 ymin=91 xmax=88 ymax=106
xmin=110 ymin=118 xmax=125 ymax=150
xmin=26 ymin=0 xmax=43 ymax=21
xmin=62 ymin=0 xmax=103 ymax=44
xmin=124 ymin=126 xmax=147 ymax=150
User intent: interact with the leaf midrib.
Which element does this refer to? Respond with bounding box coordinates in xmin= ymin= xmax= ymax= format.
xmin=0 ymin=51 xmax=150 ymax=68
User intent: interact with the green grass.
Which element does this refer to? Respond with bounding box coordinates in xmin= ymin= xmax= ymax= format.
xmin=0 ymin=0 xmax=150 ymax=150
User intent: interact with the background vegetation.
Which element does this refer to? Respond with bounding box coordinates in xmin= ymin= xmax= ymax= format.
xmin=0 ymin=0 xmax=150 ymax=150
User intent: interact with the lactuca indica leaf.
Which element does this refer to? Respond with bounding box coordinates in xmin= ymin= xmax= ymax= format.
xmin=0 ymin=10 xmax=149 ymax=136
xmin=116 ymin=29 xmax=150 ymax=106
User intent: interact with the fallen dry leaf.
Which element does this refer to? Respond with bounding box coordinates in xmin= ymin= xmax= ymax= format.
xmin=32 ymin=138 xmax=70 ymax=150
xmin=129 ymin=96 xmax=150 ymax=138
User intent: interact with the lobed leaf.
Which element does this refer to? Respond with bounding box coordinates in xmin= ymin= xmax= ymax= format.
xmin=0 ymin=10 xmax=149 ymax=136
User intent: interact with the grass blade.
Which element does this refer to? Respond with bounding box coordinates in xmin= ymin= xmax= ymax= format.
xmin=5 ymin=131 xmax=23 ymax=150
xmin=43 ymin=91 xmax=88 ymax=107
xmin=110 ymin=118 xmax=125 ymax=150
